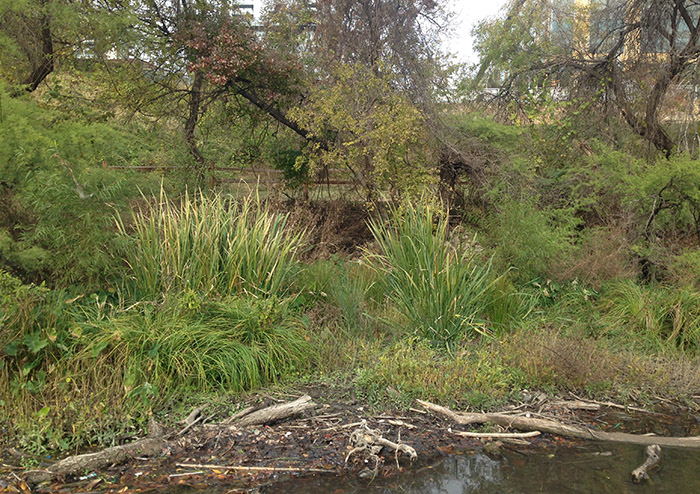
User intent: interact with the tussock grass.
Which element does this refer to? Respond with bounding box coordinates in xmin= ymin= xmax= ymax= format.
xmin=79 ymin=296 xmax=310 ymax=396
xmin=119 ymin=189 xmax=304 ymax=298
xmin=598 ymin=280 xmax=700 ymax=352
xmin=367 ymin=199 xmax=497 ymax=344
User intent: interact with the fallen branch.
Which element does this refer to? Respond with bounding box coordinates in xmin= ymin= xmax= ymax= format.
xmin=417 ymin=399 xmax=700 ymax=449
xmin=183 ymin=407 xmax=203 ymax=425
xmin=25 ymin=424 xmax=167 ymax=484
xmin=175 ymin=463 xmax=332 ymax=473
xmin=230 ymin=395 xmax=316 ymax=428
xmin=547 ymin=400 xmax=600 ymax=411
xmin=455 ymin=431 xmax=541 ymax=439
xmin=631 ymin=445 xmax=661 ymax=483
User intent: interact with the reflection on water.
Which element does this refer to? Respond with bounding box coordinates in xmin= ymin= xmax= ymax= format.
xmin=261 ymin=443 xmax=700 ymax=494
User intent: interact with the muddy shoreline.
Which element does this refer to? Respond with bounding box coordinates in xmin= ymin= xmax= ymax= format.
xmin=3 ymin=384 xmax=698 ymax=494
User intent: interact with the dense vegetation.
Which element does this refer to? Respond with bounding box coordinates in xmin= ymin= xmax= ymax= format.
xmin=2 ymin=0 xmax=700 ymax=462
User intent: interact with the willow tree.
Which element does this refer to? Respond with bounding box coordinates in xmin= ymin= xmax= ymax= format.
xmin=474 ymin=0 xmax=700 ymax=157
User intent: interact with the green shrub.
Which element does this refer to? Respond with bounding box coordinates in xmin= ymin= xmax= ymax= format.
xmin=0 ymin=86 xmax=178 ymax=287
xmin=367 ymin=199 xmax=497 ymax=344
xmin=120 ymin=189 xmax=305 ymax=298
xmin=491 ymin=199 xmax=578 ymax=281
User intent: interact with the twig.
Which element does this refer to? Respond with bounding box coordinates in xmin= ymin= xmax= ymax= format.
xmin=320 ymin=421 xmax=364 ymax=432
xmin=175 ymin=463 xmax=333 ymax=473
xmin=168 ymin=471 xmax=204 ymax=479
xmin=387 ymin=419 xmax=416 ymax=429
xmin=53 ymin=151 xmax=94 ymax=199
xmin=174 ymin=414 xmax=204 ymax=437
xmin=569 ymin=394 xmax=657 ymax=415
xmin=454 ymin=431 xmax=541 ymax=439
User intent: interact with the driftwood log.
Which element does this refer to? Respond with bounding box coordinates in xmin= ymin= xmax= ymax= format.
xmin=24 ymin=395 xmax=316 ymax=484
xmin=631 ymin=445 xmax=661 ymax=482
xmin=417 ymin=399 xmax=700 ymax=449
xmin=230 ymin=395 xmax=315 ymax=428
xmin=25 ymin=419 xmax=167 ymax=484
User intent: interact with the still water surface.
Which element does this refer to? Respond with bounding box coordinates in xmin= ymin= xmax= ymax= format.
xmin=260 ymin=443 xmax=700 ymax=494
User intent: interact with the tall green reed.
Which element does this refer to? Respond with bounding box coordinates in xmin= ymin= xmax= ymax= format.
xmin=118 ymin=189 xmax=304 ymax=298
xmin=367 ymin=199 xmax=496 ymax=345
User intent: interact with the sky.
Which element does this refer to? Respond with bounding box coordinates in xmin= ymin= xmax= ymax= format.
xmin=448 ymin=0 xmax=509 ymax=64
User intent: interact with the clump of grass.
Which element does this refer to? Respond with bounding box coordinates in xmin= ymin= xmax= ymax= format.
xmin=0 ymin=288 xmax=312 ymax=456
xmin=367 ymin=199 xmax=497 ymax=344
xmin=79 ymin=295 xmax=311 ymax=396
xmin=597 ymin=280 xmax=700 ymax=352
xmin=119 ymin=189 xmax=304 ymax=298
xmin=501 ymin=325 xmax=700 ymax=401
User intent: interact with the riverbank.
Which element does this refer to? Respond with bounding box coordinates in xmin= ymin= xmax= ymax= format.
xmin=3 ymin=378 xmax=699 ymax=493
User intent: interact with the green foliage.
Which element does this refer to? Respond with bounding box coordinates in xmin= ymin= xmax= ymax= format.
xmin=0 ymin=288 xmax=312 ymax=455
xmin=491 ymin=199 xmax=578 ymax=282
xmin=271 ymin=147 xmax=309 ymax=188
xmin=355 ymin=338 xmax=518 ymax=407
xmin=367 ymin=199 xmax=498 ymax=344
xmin=79 ymin=295 xmax=311 ymax=396
xmin=289 ymin=63 xmax=436 ymax=195
xmin=451 ymin=112 xmax=523 ymax=153
xmin=0 ymin=85 xmax=175 ymax=286
xmin=597 ymin=280 xmax=700 ymax=352
xmin=120 ymin=189 xmax=305 ymax=298
xmin=0 ymin=269 xmax=74 ymax=372
xmin=628 ymin=156 xmax=700 ymax=240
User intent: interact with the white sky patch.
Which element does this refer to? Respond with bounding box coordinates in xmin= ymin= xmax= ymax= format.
xmin=448 ymin=0 xmax=509 ymax=64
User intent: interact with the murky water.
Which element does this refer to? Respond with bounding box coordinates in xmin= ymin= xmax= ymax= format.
xmin=260 ymin=443 xmax=700 ymax=494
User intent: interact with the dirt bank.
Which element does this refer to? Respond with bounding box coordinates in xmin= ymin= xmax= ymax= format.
xmin=2 ymin=383 xmax=698 ymax=494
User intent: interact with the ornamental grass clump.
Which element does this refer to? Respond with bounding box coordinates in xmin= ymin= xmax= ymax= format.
xmin=77 ymin=296 xmax=310 ymax=397
xmin=367 ymin=200 xmax=496 ymax=345
xmin=119 ymin=189 xmax=304 ymax=298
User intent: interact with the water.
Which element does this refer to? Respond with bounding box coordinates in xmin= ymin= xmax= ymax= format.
xmin=260 ymin=443 xmax=700 ymax=494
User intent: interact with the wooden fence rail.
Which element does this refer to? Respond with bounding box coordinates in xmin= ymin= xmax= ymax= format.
xmin=106 ymin=164 xmax=356 ymax=187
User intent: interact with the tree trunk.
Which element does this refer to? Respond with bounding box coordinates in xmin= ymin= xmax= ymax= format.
xmin=185 ymin=71 xmax=206 ymax=168
xmin=24 ymin=0 xmax=54 ymax=92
